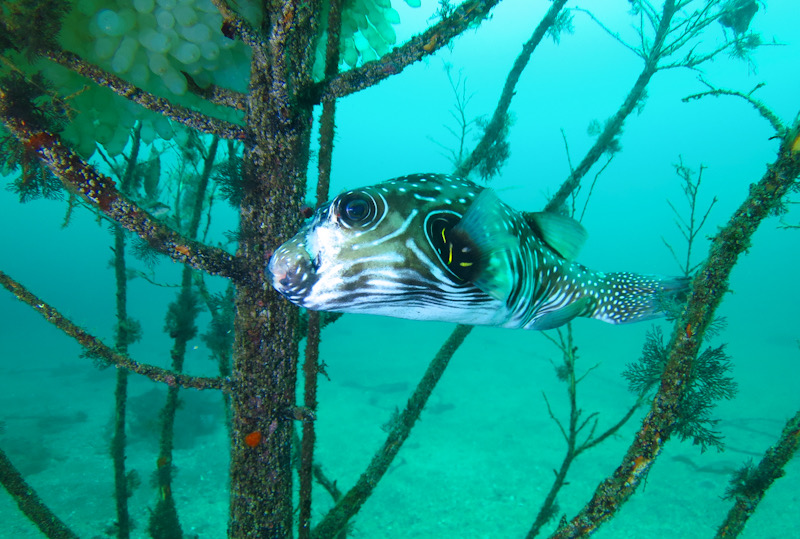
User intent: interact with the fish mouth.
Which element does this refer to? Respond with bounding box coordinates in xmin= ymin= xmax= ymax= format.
xmin=268 ymin=241 xmax=318 ymax=305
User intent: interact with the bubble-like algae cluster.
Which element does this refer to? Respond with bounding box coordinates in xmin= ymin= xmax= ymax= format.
xmin=48 ymin=0 xmax=253 ymax=157
xmin=4 ymin=0 xmax=419 ymax=159
xmin=337 ymin=0 xmax=411 ymax=67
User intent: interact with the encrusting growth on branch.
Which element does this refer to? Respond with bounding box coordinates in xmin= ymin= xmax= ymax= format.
xmin=298 ymin=1 xmax=344 ymax=537
xmin=0 ymin=108 xmax=245 ymax=282
xmin=185 ymin=74 xmax=246 ymax=111
xmin=552 ymin=115 xmax=800 ymax=538
xmin=716 ymin=407 xmax=800 ymax=538
xmin=311 ymin=0 xmax=500 ymax=102
xmin=210 ymin=0 xmax=268 ymax=53
xmin=0 ymin=447 xmax=79 ymax=539
xmin=44 ymin=50 xmax=246 ymax=140
xmin=456 ymin=0 xmax=568 ymax=179
xmin=683 ymin=79 xmax=786 ymax=135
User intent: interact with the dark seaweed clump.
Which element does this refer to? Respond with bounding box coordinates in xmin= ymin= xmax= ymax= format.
xmin=212 ymin=141 xmax=244 ymax=207
xmin=164 ymin=289 xmax=201 ymax=341
xmin=147 ymin=495 xmax=183 ymax=539
xmin=0 ymin=71 xmax=67 ymax=201
xmin=723 ymin=459 xmax=772 ymax=500
xmin=718 ymin=0 xmax=758 ymax=35
xmin=0 ymin=0 xmax=70 ymax=60
xmin=624 ymin=326 xmax=738 ymax=451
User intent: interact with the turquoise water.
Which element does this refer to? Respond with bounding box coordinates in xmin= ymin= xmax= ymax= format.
xmin=2 ymin=1 xmax=799 ymax=537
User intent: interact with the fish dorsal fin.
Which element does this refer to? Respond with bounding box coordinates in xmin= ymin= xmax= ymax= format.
xmin=449 ymin=189 xmax=520 ymax=301
xmin=526 ymin=212 xmax=588 ymax=260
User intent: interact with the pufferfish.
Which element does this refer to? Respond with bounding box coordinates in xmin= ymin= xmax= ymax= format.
xmin=268 ymin=174 xmax=687 ymax=330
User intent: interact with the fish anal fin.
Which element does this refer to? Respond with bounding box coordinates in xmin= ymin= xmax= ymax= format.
xmin=530 ymin=297 xmax=593 ymax=330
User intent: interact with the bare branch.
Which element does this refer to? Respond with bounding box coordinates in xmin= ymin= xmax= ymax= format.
xmin=0 ymin=270 xmax=228 ymax=391
xmin=210 ymin=0 xmax=267 ymax=54
xmin=683 ymin=80 xmax=786 ymax=133
xmin=311 ymin=325 xmax=473 ymax=539
xmin=185 ymin=73 xmax=246 ymax=111
xmin=0 ymin=447 xmax=79 ymax=539
xmin=0 ymin=114 xmax=246 ymax=282
xmin=312 ymin=0 xmax=500 ymax=102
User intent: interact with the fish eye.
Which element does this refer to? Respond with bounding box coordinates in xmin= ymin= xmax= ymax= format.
xmin=338 ymin=193 xmax=376 ymax=227
xmin=345 ymin=199 xmax=369 ymax=221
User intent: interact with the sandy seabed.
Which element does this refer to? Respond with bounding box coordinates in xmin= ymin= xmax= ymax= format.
xmin=2 ymin=311 xmax=797 ymax=539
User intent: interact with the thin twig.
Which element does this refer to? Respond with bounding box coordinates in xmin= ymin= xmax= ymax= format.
xmin=578 ymin=155 xmax=613 ymax=222
xmin=542 ymin=392 xmax=569 ymax=443
xmin=573 ymin=8 xmax=643 ymax=58
xmin=546 ymin=1 xmax=679 ymax=212
xmin=580 ymin=400 xmax=642 ymax=453
xmin=560 ymin=128 xmax=575 ymax=174
xmin=528 ymin=323 xmax=641 ymax=538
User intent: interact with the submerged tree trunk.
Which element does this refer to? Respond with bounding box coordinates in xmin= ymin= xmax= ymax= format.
xmin=228 ymin=5 xmax=318 ymax=536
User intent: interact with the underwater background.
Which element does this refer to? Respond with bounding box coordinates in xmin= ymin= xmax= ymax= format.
xmin=1 ymin=0 xmax=799 ymax=537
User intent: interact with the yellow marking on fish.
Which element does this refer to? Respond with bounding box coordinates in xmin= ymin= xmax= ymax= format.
xmin=459 ymin=262 xmax=473 ymax=267
xmin=447 ymin=243 xmax=453 ymax=264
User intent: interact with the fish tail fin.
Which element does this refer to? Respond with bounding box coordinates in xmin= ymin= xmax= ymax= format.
xmin=589 ymin=272 xmax=690 ymax=325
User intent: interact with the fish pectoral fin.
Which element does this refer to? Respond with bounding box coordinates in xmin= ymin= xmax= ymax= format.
xmin=526 ymin=212 xmax=588 ymax=260
xmin=530 ymin=297 xmax=593 ymax=330
xmin=450 ymin=189 xmax=520 ymax=301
